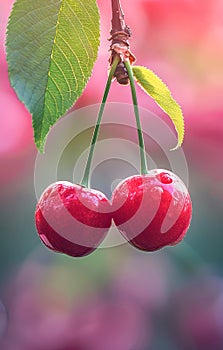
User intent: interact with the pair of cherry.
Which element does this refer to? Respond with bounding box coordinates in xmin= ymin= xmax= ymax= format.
xmin=35 ymin=169 xmax=192 ymax=257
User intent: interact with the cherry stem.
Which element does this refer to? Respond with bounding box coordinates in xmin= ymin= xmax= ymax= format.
xmin=81 ymin=55 xmax=119 ymax=188
xmin=124 ymin=60 xmax=148 ymax=174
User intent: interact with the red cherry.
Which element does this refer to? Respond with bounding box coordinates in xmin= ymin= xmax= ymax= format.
xmin=35 ymin=181 xmax=112 ymax=257
xmin=112 ymin=169 xmax=192 ymax=251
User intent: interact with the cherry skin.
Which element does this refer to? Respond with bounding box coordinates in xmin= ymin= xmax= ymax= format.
xmin=112 ymin=169 xmax=192 ymax=251
xmin=35 ymin=181 xmax=112 ymax=257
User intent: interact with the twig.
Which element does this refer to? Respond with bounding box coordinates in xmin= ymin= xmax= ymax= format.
xmin=109 ymin=0 xmax=135 ymax=85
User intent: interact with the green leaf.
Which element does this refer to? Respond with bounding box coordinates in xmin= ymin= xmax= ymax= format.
xmin=132 ymin=65 xmax=184 ymax=149
xmin=6 ymin=0 xmax=100 ymax=152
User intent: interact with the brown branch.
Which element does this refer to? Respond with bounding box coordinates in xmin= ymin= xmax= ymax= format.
xmin=111 ymin=0 xmax=125 ymax=34
xmin=109 ymin=0 xmax=135 ymax=85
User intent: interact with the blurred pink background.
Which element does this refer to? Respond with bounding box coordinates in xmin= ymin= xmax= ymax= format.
xmin=1 ymin=1 xmax=223 ymax=349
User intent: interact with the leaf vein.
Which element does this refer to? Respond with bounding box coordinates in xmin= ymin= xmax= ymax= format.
xmin=8 ymin=2 xmax=61 ymax=29
xmin=51 ymin=56 xmax=73 ymax=97
xmin=65 ymin=3 xmax=96 ymax=55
